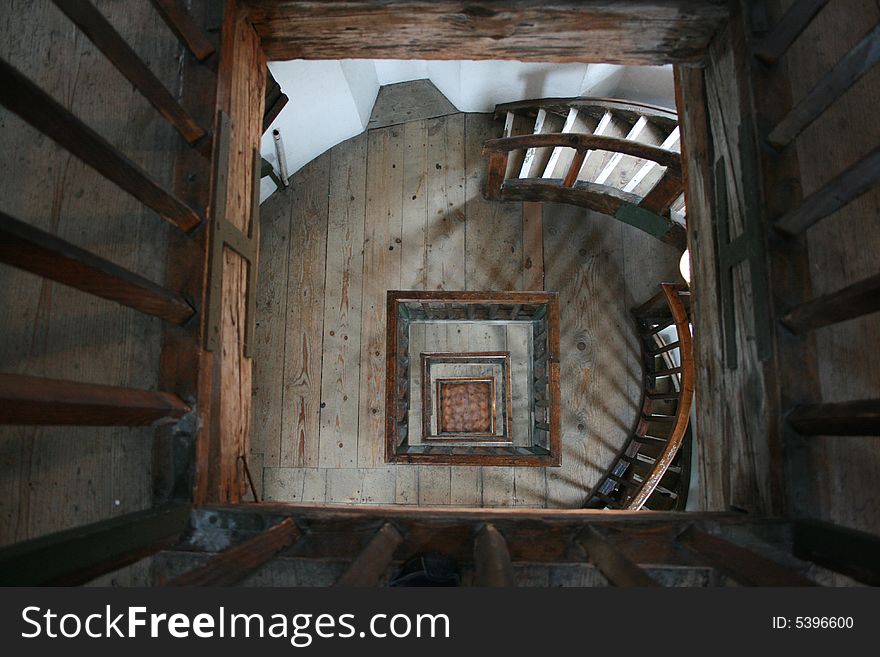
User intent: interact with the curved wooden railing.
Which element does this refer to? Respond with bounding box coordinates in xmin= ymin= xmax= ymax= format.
xmin=587 ymin=283 xmax=694 ymax=511
xmin=481 ymin=97 xmax=686 ymax=249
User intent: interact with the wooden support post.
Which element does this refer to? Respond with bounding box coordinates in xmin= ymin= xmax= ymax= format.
xmin=50 ymin=0 xmax=208 ymax=149
xmin=166 ymin=518 xmax=301 ymax=586
xmin=787 ymin=399 xmax=880 ymax=436
xmin=0 ymin=210 xmax=194 ymax=325
xmin=0 ymin=373 xmax=190 ymax=426
xmin=336 ymin=522 xmax=404 ymax=587
xmin=753 ymin=0 xmax=830 ymax=65
xmin=768 ymin=22 xmax=880 ymax=149
xmin=0 ymin=57 xmax=201 ymax=232
xmin=577 ymin=525 xmax=659 ymax=587
xmin=562 ymin=149 xmax=586 ymax=187
xmin=484 ymin=152 xmax=508 ymax=199
xmin=781 ymin=272 xmax=880 ymax=334
xmin=0 ymin=502 xmax=191 ymax=585
xmin=792 ymin=520 xmax=880 ymax=586
xmin=149 ymin=0 xmax=216 ymax=61
xmin=473 ymin=523 xmax=515 ymax=587
xmin=676 ymin=526 xmax=815 ymax=586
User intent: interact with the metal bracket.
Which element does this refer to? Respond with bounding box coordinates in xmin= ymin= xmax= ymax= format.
xmin=713 ymin=121 xmax=773 ymax=369
xmin=204 ymin=110 xmax=260 ymax=358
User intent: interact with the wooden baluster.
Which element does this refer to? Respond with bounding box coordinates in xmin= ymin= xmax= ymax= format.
xmin=473 ymin=524 xmax=515 ymax=587
xmin=787 ymin=398 xmax=880 ymax=435
xmin=676 ymin=526 xmax=815 ymax=586
xmin=0 ymin=373 xmax=190 ymax=426
xmin=166 ymin=518 xmax=301 ymax=586
xmin=0 ymin=57 xmax=201 ymax=231
xmin=562 ymin=149 xmax=586 ymax=187
xmin=577 ymin=526 xmax=659 ymax=587
xmin=0 ymin=502 xmax=191 ymax=586
xmin=50 ymin=0 xmax=209 ymax=150
xmin=336 ymin=522 xmax=404 ymax=587
xmin=149 ymin=0 xmax=216 ymax=61
xmin=781 ymin=272 xmax=880 ymax=334
xmin=0 ymin=210 xmax=194 ymax=325
xmin=484 ymin=152 xmax=509 ymax=200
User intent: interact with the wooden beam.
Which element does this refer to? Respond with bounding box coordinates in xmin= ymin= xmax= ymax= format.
xmin=753 ymin=0 xmax=830 ymax=65
xmin=473 ymin=523 xmax=515 ymax=586
xmin=0 ymin=57 xmax=201 ymax=232
xmin=336 ymin=522 xmax=404 ymax=587
xmin=774 ymin=145 xmax=880 ymax=236
xmin=676 ymin=526 xmax=815 ymax=586
xmin=577 ymin=525 xmax=659 ymax=586
xmin=0 ymin=373 xmax=190 ymax=426
xmin=50 ymin=0 xmax=208 ymax=148
xmin=787 ymin=399 xmax=880 ymax=436
xmin=243 ymin=0 xmax=729 ymax=65
xmin=768 ymin=22 xmax=880 ymax=149
xmin=0 ymin=210 xmax=194 ymax=325
xmin=781 ymin=272 xmax=880 ymax=334
xmin=792 ymin=520 xmax=880 ymax=586
xmin=166 ymin=518 xmax=301 ymax=586
xmin=149 ymin=0 xmax=216 ymax=61
xmin=639 ymin=169 xmax=684 ymax=214
xmin=0 ymin=502 xmax=191 ymax=585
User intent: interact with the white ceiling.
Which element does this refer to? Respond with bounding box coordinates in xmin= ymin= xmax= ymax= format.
xmin=260 ymin=59 xmax=675 ymax=202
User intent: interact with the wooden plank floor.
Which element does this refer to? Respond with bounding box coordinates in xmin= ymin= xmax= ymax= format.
xmin=253 ymin=111 xmax=681 ymax=508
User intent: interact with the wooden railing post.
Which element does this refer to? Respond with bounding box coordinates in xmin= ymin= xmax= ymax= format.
xmin=577 ymin=526 xmax=659 ymax=587
xmin=473 ymin=523 xmax=515 ymax=587
xmin=336 ymin=522 xmax=404 ymax=587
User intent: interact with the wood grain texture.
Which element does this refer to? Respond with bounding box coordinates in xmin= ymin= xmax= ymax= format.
xmin=368 ymin=80 xmax=457 ymax=130
xmin=319 ymin=134 xmax=367 ymax=468
xmin=280 ymin=154 xmax=329 ymax=468
xmin=243 ymin=0 xmax=729 ymax=65
xmin=0 ymin=0 xmax=181 ymax=585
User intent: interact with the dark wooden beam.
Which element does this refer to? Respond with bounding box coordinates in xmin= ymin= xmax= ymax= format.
xmin=0 ymin=502 xmax=191 ymax=585
xmin=50 ymin=0 xmax=208 ymax=149
xmin=336 ymin=522 xmax=404 ymax=587
xmin=639 ymin=169 xmax=683 ymax=215
xmin=243 ymin=0 xmax=729 ymax=65
xmin=792 ymin=520 xmax=880 ymax=586
xmin=753 ymin=0 xmax=830 ymax=65
xmin=787 ymin=399 xmax=880 ymax=436
xmin=473 ymin=523 xmax=515 ymax=586
xmin=166 ymin=518 xmax=301 ymax=586
xmin=577 ymin=525 xmax=659 ymax=586
xmin=0 ymin=210 xmax=194 ymax=325
xmin=149 ymin=0 xmax=216 ymax=61
xmin=676 ymin=526 xmax=815 ymax=586
xmin=768 ymin=22 xmax=880 ymax=149
xmin=0 ymin=373 xmax=190 ymax=426
xmin=774 ymin=146 xmax=880 ymax=236
xmin=0 ymin=57 xmax=201 ymax=232
xmin=781 ymin=272 xmax=880 ymax=334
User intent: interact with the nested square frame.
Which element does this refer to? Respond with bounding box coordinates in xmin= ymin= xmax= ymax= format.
xmin=385 ymin=290 xmax=561 ymax=467
xmin=421 ymin=351 xmax=513 ymax=442
xmin=436 ymin=377 xmax=495 ymax=435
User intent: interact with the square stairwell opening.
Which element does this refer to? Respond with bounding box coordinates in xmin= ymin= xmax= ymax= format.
xmin=385 ymin=291 xmax=561 ymax=466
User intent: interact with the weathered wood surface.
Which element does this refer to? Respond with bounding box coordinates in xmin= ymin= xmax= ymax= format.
xmin=243 ymin=0 xmax=729 ymax=65
xmin=473 ymin=523 xmax=515 ymax=586
xmin=149 ymin=0 xmax=216 ymax=61
xmin=774 ymin=0 xmax=880 ymax=534
xmin=0 ymin=0 xmax=182 ymax=585
xmin=0 ymin=502 xmax=190 ymax=586
xmin=0 ymin=210 xmax=193 ymax=325
xmin=753 ymin=0 xmax=830 ymax=65
xmin=577 ymin=525 xmax=659 ymax=586
xmin=368 ymin=80 xmax=457 ymax=130
xmin=0 ymin=373 xmax=189 ymax=426
xmin=335 ymin=521 xmax=403 ymax=586
xmin=781 ymin=272 xmax=880 ymax=334
xmin=787 ymin=399 xmax=880 ymax=436
xmin=198 ymin=3 xmax=266 ymax=504
xmin=49 ymin=0 xmax=207 ymax=147
xmin=255 ymin=108 xmax=679 ymax=507
xmin=166 ymin=517 xmax=301 ymax=586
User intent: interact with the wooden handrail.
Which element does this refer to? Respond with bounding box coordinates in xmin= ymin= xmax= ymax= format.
xmin=627 ymin=284 xmax=694 ymax=509
xmin=483 ymin=133 xmax=682 ymax=172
